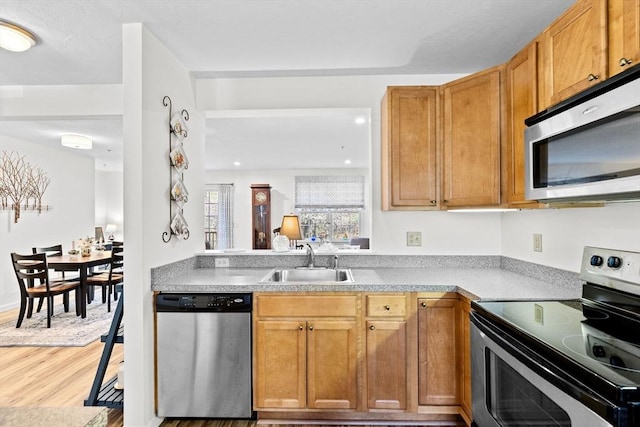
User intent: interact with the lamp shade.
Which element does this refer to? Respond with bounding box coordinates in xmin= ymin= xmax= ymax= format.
xmin=279 ymin=215 xmax=302 ymax=240
xmin=0 ymin=20 xmax=36 ymax=52
xmin=61 ymin=134 xmax=92 ymax=150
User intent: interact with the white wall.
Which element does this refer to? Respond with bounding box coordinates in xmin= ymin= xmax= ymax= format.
xmin=206 ymin=168 xmax=370 ymax=249
xmin=95 ymin=170 xmax=124 ymax=241
xmin=0 ymin=136 xmax=94 ymax=311
xmin=122 ymin=23 xmax=204 ymax=427
xmin=502 ymin=202 xmax=640 ymax=272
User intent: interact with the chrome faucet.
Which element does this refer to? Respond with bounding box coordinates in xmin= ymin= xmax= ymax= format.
xmin=333 ymin=255 xmax=339 ymax=269
xmin=305 ymin=243 xmax=315 ymax=268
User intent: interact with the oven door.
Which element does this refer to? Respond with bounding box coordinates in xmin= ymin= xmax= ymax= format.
xmin=471 ymin=313 xmax=615 ymax=427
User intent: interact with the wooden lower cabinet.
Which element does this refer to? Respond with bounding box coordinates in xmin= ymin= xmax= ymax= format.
xmin=253 ymin=294 xmax=358 ymax=411
xmin=418 ymin=297 xmax=460 ymax=405
xmin=253 ymin=292 xmax=471 ymax=425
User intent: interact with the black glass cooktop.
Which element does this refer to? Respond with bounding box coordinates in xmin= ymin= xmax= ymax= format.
xmin=473 ymin=298 xmax=640 ymax=389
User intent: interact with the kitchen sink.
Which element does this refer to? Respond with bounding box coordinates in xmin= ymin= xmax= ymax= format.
xmin=260 ymin=268 xmax=354 ymax=283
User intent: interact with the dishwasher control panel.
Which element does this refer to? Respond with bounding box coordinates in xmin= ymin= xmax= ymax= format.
xmin=156 ymin=293 xmax=252 ymax=312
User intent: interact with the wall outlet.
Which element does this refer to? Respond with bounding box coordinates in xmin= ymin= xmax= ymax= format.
xmin=533 ymin=233 xmax=543 ymax=252
xmin=215 ymin=257 xmax=230 ymax=268
xmin=407 ymin=231 xmax=422 ymax=247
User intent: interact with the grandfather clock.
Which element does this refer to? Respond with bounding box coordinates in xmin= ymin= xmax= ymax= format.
xmin=251 ymin=184 xmax=271 ymax=250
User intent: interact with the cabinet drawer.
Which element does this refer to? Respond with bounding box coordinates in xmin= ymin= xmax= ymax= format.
xmin=366 ymin=295 xmax=406 ymax=317
xmin=256 ymin=295 xmax=357 ymax=318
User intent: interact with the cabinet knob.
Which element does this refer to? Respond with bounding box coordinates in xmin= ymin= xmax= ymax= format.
xmin=384 ymin=305 xmax=391 ymax=310
xmin=443 ymin=199 xmax=449 ymax=204
xmin=299 ymin=325 xmax=304 ymax=330
xmin=308 ymin=325 xmax=314 ymax=331
xmin=619 ymin=57 xmax=633 ymax=67
xmin=421 ymin=301 xmax=427 ymax=308
xmin=430 ymin=200 xmax=437 ymax=205
xmin=587 ymin=73 xmax=599 ymax=82
xmin=369 ymin=325 xmax=376 ymax=330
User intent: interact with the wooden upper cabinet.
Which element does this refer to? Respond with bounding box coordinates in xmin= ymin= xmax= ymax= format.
xmin=608 ymin=0 xmax=640 ymax=76
xmin=539 ymin=0 xmax=608 ymax=108
xmin=505 ymin=41 xmax=545 ymax=208
xmin=381 ymin=86 xmax=439 ymax=210
xmin=441 ymin=66 xmax=502 ymax=208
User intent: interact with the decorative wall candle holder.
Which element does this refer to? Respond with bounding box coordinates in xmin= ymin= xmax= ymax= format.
xmin=162 ymin=96 xmax=190 ymax=243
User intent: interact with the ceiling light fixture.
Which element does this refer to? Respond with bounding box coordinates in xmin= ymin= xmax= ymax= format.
xmin=61 ymin=134 xmax=92 ymax=150
xmin=0 ymin=19 xmax=37 ymax=52
xmin=234 ymin=161 xmax=241 ymax=166
xmin=344 ymin=159 xmax=351 ymax=165
xmin=354 ymin=117 xmax=366 ymax=125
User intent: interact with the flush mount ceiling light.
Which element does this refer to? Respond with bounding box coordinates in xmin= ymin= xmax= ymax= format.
xmin=61 ymin=134 xmax=92 ymax=150
xmin=0 ymin=19 xmax=37 ymax=52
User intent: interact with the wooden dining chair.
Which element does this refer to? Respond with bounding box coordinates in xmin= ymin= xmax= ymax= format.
xmin=11 ymin=252 xmax=82 ymax=328
xmin=87 ymin=246 xmax=124 ymax=312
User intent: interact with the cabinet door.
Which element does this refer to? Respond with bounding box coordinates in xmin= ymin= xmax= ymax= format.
xmin=539 ymin=0 xmax=607 ymax=108
xmin=306 ymin=320 xmax=358 ymax=409
xmin=608 ymin=0 xmax=640 ymax=77
xmin=366 ymin=320 xmax=407 ymax=410
xmin=418 ymin=298 xmax=460 ymax=405
xmin=382 ymin=86 xmax=439 ymax=210
xmin=254 ymin=320 xmax=306 ymax=409
xmin=505 ymin=41 xmax=545 ymax=208
xmin=442 ymin=66 xmax=501 ymax=208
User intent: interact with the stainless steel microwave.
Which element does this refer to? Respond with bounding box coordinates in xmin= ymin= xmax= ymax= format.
xmin=524 ymin=65 xmax=640 ymax=203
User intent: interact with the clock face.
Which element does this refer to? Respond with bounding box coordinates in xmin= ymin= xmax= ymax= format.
xmin=255 ymin=191 xmax=267 ymax=204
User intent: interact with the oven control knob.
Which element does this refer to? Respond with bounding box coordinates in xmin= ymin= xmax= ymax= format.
xmin=610 ymin=355 xmax=626 ymax=368
xmin=592 ymin=344 xmax=606 ymax=358
xmin=590 ymin=255 xmax=603 ymax=267
xmin=607 ymin=256 xmax=622 ymax=269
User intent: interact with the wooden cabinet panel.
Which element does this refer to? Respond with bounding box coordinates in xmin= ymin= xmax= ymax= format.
xmin=254 ymin=320 xmax=306 ymax=409
xmin=505 ymin=41 xmax=545 ymax=208
xmin=458 ymin=298 xmax=472 ymax=420
xmin=539 ymin=0 xmax=607 ymax=108
xmin=307 ymin=320 xmax=358 ymax=409
xmin=609 ymin=0 xmax=640 ymax=76
xmin=257 ymin=295 xmax=357 ymax=318
xmin=418 ymin=298 xmax=460 ymax=406
xmin=366 ymin=320 xmax=407 ymax=410
xmin=442 ymin=66 xmax=502 ymax=208
xmin=382 ymin=86 xmax=439 ymax=210
xmin=366 ymin=294 xmax=406 ymax=317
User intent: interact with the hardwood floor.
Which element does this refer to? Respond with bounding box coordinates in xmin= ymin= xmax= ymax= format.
xmin=0 ymin=303 xmax=124 ymax=426
xmin=0 ymin=306 xmax=463 ymax=427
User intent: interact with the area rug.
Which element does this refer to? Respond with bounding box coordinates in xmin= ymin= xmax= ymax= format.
xmin=0 ymin=291 xmax=117 ymax=347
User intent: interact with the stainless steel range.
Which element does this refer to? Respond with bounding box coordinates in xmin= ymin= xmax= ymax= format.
xmin=470 ymin=246 xmax=640 ymax=427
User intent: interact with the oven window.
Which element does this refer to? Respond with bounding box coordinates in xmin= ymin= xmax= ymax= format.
xmin=487 ymin=349 xmax=571 ymax=426
xmin=533 ymin=109 xmax=640 ymax=188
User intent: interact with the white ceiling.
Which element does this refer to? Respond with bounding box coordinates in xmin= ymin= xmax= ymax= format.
xmin=0 ymin=0 xmax=574 ymax=171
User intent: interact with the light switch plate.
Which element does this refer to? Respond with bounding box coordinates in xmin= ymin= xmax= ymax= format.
xmin=533 ymin=233 xmax=543 ymax=252
xmin=407 ymin=231 xmax=422 ymax=246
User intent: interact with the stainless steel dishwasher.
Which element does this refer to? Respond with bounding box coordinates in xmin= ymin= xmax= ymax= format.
xmin=156 ymin=293 xmax=252 ymax=418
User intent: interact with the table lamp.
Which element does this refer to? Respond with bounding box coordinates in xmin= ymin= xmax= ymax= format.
xmin=105 ymin=224 xmax=117 ymax=241
xmin=279 ymin=215 xmax=302 ymax=250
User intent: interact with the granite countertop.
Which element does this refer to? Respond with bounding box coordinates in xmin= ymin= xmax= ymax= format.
xmin=151 ymin=265 xmax=582 ymax=301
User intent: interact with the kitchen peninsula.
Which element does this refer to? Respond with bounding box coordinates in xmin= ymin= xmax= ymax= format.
xmin=152 ymin=252 xmax=581 ymax=425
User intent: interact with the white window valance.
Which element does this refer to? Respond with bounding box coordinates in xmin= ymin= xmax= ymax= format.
xmin=295 ymin=175 xmax=365 ymax=210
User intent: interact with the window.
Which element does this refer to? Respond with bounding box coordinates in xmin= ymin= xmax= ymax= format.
xmin=204 ymin=184 xmax=234 ymax=249
xmin=295 ymin=176 xmax=364 ymax=243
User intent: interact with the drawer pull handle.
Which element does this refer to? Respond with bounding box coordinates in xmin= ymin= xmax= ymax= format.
xmin=587 ymin=73 xmax=599 ymax=82
xmin=369 ymin=325 xmax=376 ymax=330
xmin=619 ymin=57 xmax=633 ymax=67
xmin=384 ymin=305 xmax=391 ymax=310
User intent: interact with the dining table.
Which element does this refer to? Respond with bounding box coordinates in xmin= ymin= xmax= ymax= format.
xmin=46 ymin=250 xmax=112 ymax=318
